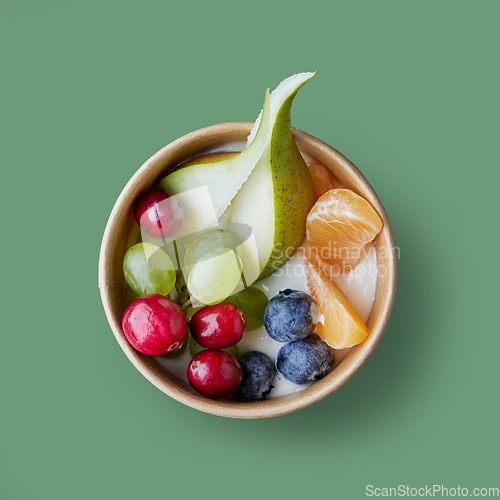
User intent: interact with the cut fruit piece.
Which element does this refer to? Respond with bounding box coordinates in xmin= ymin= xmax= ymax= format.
xmin=223 ymin=72 xmax=316 ymax=280
xmin=307 ymin=162 xmax=339 ymax=201
xmin=306 ymin=189 xmax=383 ymax=272
xmin=159 ymin=72 xmax=316 ymax=282
xmin=305 ymin=260 xmax=368 ymax=349
xmin=159 ymin=73 xmax=316 ymax=283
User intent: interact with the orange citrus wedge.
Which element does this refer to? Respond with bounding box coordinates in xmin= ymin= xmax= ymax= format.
xmin=306 ymin=189 xmax=382 ymax=272
xmin=307 ymin=162 xmax=339 ymax=201
xmin=305 ymin=260 xmax=368 ymax=349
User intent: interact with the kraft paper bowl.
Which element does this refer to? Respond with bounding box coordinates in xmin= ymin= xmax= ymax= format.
xmin=98 ymin=122 xmax=398 ymax=419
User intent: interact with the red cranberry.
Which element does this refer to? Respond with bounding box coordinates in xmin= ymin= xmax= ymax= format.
xmin=190 ymin=303 xmax=246 ymax=349
xmin=134 ymin=188 xmax=185 ymax=238
xmin=122 ymin=294 xmax=187 ymax=356
xmin=187 ymin=350 xmax=243 ymax=399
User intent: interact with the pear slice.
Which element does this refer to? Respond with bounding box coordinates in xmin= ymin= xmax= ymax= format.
xmin=224 ymin=72 xmax=316 ymax=280
xmin=157 ymin=91 xmax=272 ymax=219
xmin=159 ymin=72 xmax=316 ymax=283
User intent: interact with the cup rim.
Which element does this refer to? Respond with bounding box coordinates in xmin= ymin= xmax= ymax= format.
xmin=98 ymin=122 xmax=398 ymax=419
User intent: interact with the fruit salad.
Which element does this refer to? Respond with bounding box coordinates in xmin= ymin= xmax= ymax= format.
xmin=120 ymin=72 xmax=383 ymax=401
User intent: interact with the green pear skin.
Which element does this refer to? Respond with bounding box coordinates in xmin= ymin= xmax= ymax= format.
xmin=262 ymin=90 xmax=315 ymax=278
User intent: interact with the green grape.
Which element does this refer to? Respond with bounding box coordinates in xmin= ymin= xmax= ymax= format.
xmin=224 ymin=287 xmax=269 ymax=332
xmin=188 ymin=332 xmax=240 ymax=358
xmin=187 ymin=247 xmax=243 ymax=305
xmin=184 ymin=229 xmax=241 ymax=270
xmin=123 ymin=242 xmax=176 ymax=297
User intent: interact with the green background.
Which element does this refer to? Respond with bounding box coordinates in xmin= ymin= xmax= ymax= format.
xmin=1 ymin=1 xmax=498 ymax=499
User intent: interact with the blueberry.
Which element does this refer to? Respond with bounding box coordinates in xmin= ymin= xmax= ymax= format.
xmin=234 ymin=351 xmax=276 ymax=401
xmin=277 ymin=334 xmax=334 ymax=385
xmin=263 ymin=289 xmax=315 ymax=342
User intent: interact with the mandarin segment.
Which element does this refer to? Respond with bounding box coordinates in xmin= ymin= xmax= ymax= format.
xmin=306 ymin=189 xmax=383 ymax=272
xmin=307 ymin=162 xmax=339 ymax=201
xmin=305 ymin=260 xmax=368 ymax=349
